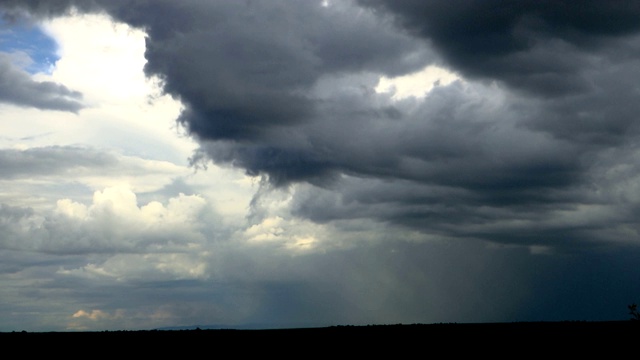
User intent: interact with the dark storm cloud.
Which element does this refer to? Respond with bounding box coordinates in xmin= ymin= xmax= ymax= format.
xmin=113 ymin=1 xmax=640 ymax=252
xmin=103 ymin=0 xmax=432 ymax=143
xmin=5 ymin=0 xmax=640 ymax=252
xmin=0 ymin=0 xmax=97 ymax=19
xmin=1 ymin=0 xmax=431 ymax=152
xmin=359 ymin=0 xmax=640 ymax=96
xmin=0 ymin=54 xmax=83 ymax=112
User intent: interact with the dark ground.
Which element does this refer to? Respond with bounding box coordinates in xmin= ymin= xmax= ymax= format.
xmin=3 ymin=321 xmax=638 ymax=352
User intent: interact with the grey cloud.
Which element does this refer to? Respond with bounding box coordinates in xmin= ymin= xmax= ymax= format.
xmin=122 ymin=0 xmax=640 ymax=253
xmin=523 ymin=46 xmax=640 ymax=145
xmin=107 ymin=0 xmax=432 ymax=143
xmin=0 ymin=1 xmax=438 ymax=182
xmin=0 ymin=145 xmax=189 ymax=183
xmin=279 ymin=77 xmax=640 ymax=251
xmin=0 ymin=54 xmax=83 ymax=112
xmin=3 ymin=235 xmax=637 ymax=331
xmin=4 ymin=0 xmax=640 ymax=332
xmin=0 ymin=0 xmax=97 ymax=19
xmin=0 ymin=146 xmax=118 ymax=179
xmin=5 ymin=0 xmax=640 ymax=254
xmin=359 ymin=0 xmax=640 ymax=97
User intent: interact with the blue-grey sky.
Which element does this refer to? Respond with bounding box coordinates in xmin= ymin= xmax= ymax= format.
xmin=0 ymin=0 xmax=639 ymax=332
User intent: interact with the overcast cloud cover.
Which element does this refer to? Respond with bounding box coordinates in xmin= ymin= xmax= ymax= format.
xmin=1 ymin=0 xmax=640 ymax=332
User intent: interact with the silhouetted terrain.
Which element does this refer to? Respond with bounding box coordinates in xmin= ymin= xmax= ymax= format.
xmin=3 ymin=321 xmax=638 ymax=344
xmin=3 ymin=322 xmax=638 ymax=357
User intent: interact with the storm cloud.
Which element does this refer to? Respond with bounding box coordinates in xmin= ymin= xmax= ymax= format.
xmin=0 ymin=0 xmax=640 ymax=330
xmin=2 ymin=2 xmax=640 ymax=331
xmin=2 ymin=0 xmax=639 ymax=253
xmin=360 ymin=0 xmax=640 ymax=95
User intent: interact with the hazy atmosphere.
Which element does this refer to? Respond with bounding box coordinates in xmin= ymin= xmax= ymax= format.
xmin=1 ymin=0 xmax=639 ymax=332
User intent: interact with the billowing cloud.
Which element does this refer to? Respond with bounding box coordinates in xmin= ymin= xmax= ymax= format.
xmin=0 ymin=186 xmax=209 ymax=254
xmin=3 ymin=0 xmax=639 ymax=253
xmin=359 ymin=0 xmax=640 ymax=95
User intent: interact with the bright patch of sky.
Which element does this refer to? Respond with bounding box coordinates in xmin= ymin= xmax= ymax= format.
xmin=0 ymin=16 xmax=59 ymax=74
xmin=375 ymin=65 xmax=460 ymax=100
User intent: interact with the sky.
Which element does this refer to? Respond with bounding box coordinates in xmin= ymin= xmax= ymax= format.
xmin=0 ymin=0 xmax=639 ymax=332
